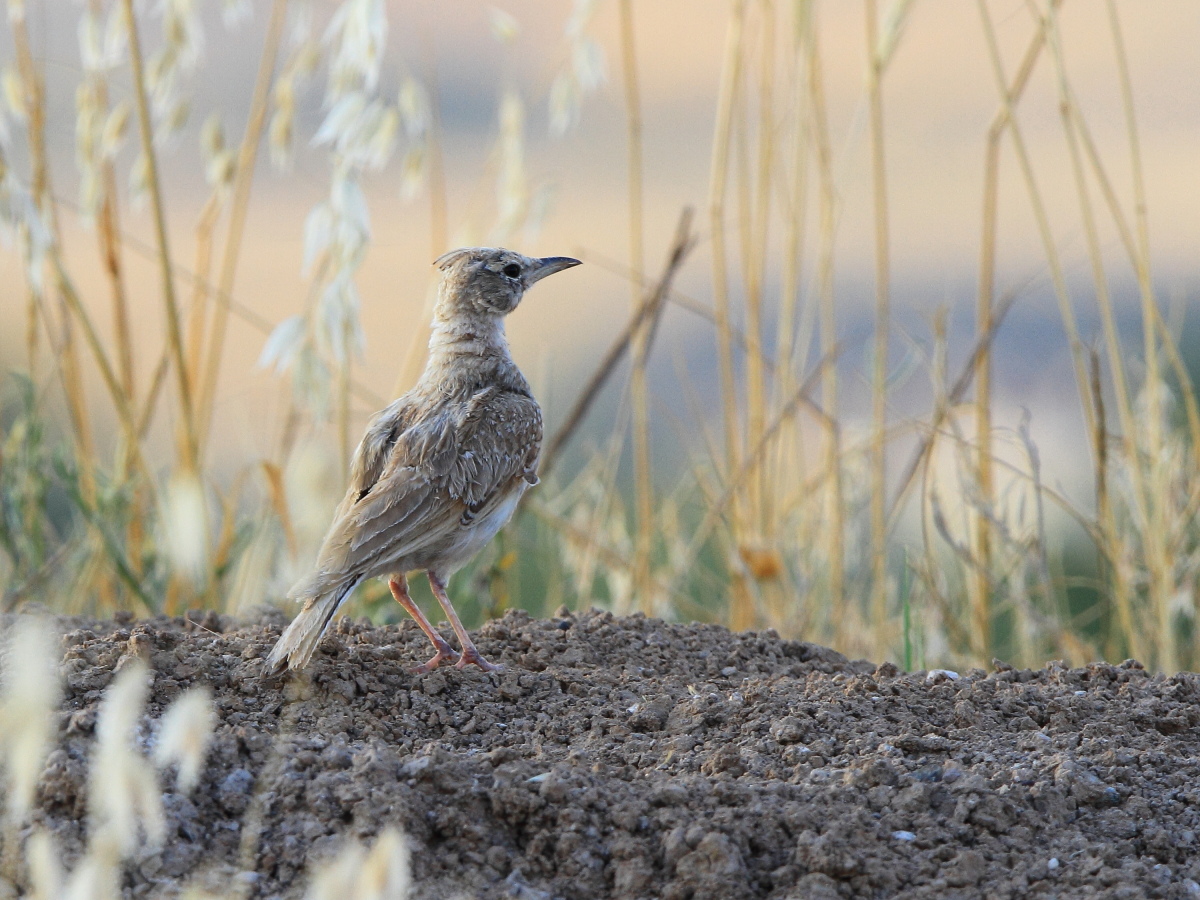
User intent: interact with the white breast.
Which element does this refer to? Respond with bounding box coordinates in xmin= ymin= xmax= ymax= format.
xmin=441 ymin=482 xmax=527 ymax=573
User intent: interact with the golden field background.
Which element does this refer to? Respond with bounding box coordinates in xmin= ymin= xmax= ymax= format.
xmin=1 ymin=0 xmax=1199 ymax=673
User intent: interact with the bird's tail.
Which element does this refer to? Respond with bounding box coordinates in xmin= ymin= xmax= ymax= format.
xmin=266 ymin=578 xmax=361 ymax=673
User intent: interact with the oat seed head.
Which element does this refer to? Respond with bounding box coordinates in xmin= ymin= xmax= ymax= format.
xmin=162 ymin=471 xmax=211 ymax=584
xmin=359 ymin=828 xmax=412 ymax=900
xmin=398 ymin=77 xmax=429 ymax=139
xmin=548 ymin=73 xmax=580 ymax=137
xmin=78 ymin=9 xmax=105 ymax=72
xmin=200 ymin=113 xmax=234 ymax=191
xmin=0 ymin=616 xmax=60 ymax=822
xmin=548 ymin=0 xmax=605 ymax=136
xmin=26 ymin=830 xmax=64 ymax=900
xmin=259 ymin=313 xmax=308 ymax=374
xmin=153 ymin=687 xmax=214 ymax=792
xmin=269 ymin=77 xmax=297 ymax=170
xmin=90 ymin=659 xmax=166 ymax=855
xmin=875 ymin=0 xmax=916 ymax=69
xmin=270 ymin=0 xmax=395 ymax=418
xmin=0 ymin=165 xmax=52 ymax=294
xmin=129 ymin=152 xmax=149 ymax=207
xmin=143 ymin=0 xmax=203 ymax=148
xmin=77 ymin=6 xmax=126 ymax=73
xmin=324 ymin=0 xmax=386 ymax=95
xmin=397 ymin=77 xmax=430 ymax=199
xmin=75 ymin=81 xmax=105 ymax=219
xmin=2 ymin=67 xmax=26 ymax=122
xmin=221 ymin=0 xmax=252 ymax=31
xmin=63 ymin=829 xmax=121 ymax=900
xmin=100 ymin=101 xmax=131 ymax=159
xmin=489 ymin=7 xmax=520 ymax=44
xmin=318 ymin=271 xmax=366 ymax=365
xmin=494 ymin=89 xmax=527 ymax=239
xmin=268 ymin=7 xmax=319 ymax=170
xmin=307 ymin=828 xmax=411 ymax=900
xmin=314 ymin=92 xmax=399 ymax=171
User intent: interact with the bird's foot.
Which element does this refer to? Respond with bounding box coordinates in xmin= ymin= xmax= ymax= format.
xmin=454 ymin=646 xmax=503 ymax=672
xmin=412 ymin=642 xmax=461 ymax=674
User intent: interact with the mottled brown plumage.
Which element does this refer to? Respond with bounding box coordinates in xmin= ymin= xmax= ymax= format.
xmin=267 ymin=248 xmax=580 ymax=673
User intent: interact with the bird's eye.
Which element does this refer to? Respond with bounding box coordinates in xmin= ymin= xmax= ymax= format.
xmin=502 ymin=263 xmax=521 ymax=279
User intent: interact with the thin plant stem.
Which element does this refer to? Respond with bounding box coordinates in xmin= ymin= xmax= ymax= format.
xmin=970 ymin=12 xmax=1048 ymax=662
xmin=395 ymin=43 xmax=449 ymax=397
xmin=122 ymin=0 xmax=197 ymax=472
xmin=776 ymin=1 xmax=813 ymax=393
xmin=743 ymin=0 xmax=775 ymax=542
xmin=196 ymin=0 xmax=289 ymax=458
xmin=338 ymin=355 xmax=352 ymax=480
xmin=50 ymin=253 xmax=147 ymax=480
xmin=709 ymin=0 xmax=748 ymax=483
xmin=186 ymin=195 xmax=223 ymax=388
xmin=1106 ymin=0 xmax=1160 ymax=447
xmin=1088 ymin=346 xmax=1136 ymax=660
xmin=540 ymin=210 xmax=695 ymax=480
xmin=808 ymin=14 xmax=845 ymax=632
xmin=977 ymin=1 xmax=1094 ymax=439
xmin=865 ymin=0 xmax=892 ymax=657
xmin=11 ymin=3 xmax=95 ymax=482
xmin=1064 ymin=96 xmax=1200 ymax=449
xmin=80 ymin=13 xmax=135 ymax=405
xmin=708 ymin=0 xmax=754 ymax=630
xmin=1107 ymin=0 xmax=1174 ymax=669
xmin=1043 ymin=3 xmax=1170 ymax=667
xmin=618 ymin=0 xmax=653 ymax=613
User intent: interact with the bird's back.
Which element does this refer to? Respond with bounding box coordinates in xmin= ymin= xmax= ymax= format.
xmin=290 ymin=362 xmax=541 ymax=601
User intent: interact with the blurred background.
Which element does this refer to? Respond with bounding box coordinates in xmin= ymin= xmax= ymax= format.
xmin=1 ymin=0 xmax=1198 ymax=672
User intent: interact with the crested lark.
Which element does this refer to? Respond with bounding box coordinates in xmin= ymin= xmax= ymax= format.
xmin=267 ymin=247 xmax=580 ymax=673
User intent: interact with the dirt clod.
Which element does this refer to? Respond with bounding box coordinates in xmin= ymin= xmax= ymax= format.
xmin=9 ymin=607 xmax=1200 ymax=898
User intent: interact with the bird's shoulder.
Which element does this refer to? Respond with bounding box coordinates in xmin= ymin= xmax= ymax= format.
xmin=357 ymin=382 xmax=540 ymax=496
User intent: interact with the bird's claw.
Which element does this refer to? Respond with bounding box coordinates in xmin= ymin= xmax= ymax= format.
xmin=455 ymin=648 xmax=503 ymax=672
xmin=412 ymin=644 xmax=461 ymax=674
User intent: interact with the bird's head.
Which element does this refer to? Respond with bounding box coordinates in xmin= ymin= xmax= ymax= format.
xmin=432 ymin=247 xmax=581 ymax=319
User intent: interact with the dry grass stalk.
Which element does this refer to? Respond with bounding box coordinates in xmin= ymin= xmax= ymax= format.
xmin=968 ymin=11 xmax=1047 ymax=662
xmin=195 ymin=0 xmax=290 ymax=457
xmin=616 ymin=0 xmax=654 ymax=612
xmin=807 ymin=13 xmax=845 ymax=633
xmin=1 ymin=2 xmax=1198 ymax=681
xmin=540 ymin=209 xmax=695 ymax=478
xmin=865 ymin=0 xmax=893 ymax=659
xmin=120 ymin=0 xmax=198 ymax=473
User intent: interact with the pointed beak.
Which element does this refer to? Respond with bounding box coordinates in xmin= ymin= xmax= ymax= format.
xmin=526 ymin=256 xmax=582 ymax=286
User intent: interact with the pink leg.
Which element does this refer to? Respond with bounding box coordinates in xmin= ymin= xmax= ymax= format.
xmin=427 ymin=571 xmax=502 ymax=672
xmin=388 ymin=576 xmax=460 ymax=673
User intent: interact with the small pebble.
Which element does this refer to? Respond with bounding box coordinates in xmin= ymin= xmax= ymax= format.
xmin=892 ymin=831 xmax=916 ymax=842
xmin=1047 ymin=858 xmax=1059 ymax=871
xmin=926 ymin=669 xmax=960 ymax=683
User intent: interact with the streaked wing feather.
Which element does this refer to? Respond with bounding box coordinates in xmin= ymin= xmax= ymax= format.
xmin=296 ymin=387 xmax=541 ymax=597
xmin=449 ymin=389 xmax=542 ymax=509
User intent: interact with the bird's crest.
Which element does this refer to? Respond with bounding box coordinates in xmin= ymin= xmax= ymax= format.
xmin=433 ymin=248 xmax=478 ymax=270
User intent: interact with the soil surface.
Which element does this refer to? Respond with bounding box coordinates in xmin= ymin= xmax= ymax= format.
xmin=6 ymin=607 xmax=1200 ymax=899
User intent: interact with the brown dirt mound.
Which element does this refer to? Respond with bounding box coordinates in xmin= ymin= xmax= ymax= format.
xmin=8 ymin=607 xmax=1200 ymax=899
